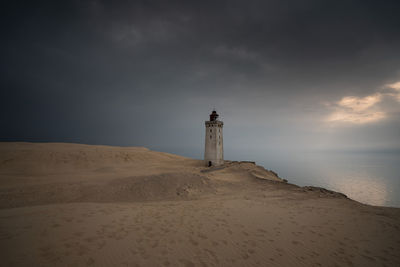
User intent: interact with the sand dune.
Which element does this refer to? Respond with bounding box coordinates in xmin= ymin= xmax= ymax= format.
xmin=0 ymin=142 xmax=399 ymax=266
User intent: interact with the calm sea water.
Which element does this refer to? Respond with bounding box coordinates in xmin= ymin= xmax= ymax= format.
xmin=230 ymin=150 xmax=400 ymax=207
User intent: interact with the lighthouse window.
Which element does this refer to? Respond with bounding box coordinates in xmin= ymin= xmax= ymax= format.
xmin=210 ymin=135 xmax=212 ymax=139
xmin=210 ymin=129 xmax=212 ymax=133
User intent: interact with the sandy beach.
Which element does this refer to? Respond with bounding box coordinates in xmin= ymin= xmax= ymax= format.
xmin=1 ymin=142 xmax=399 ymax=266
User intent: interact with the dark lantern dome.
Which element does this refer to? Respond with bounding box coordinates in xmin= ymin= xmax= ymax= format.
xmin=209 ymin=110 xmax=219 ymax=121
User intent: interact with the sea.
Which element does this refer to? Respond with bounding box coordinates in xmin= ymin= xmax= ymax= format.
xmin=230 ymin=150 xmax=400 ymax=208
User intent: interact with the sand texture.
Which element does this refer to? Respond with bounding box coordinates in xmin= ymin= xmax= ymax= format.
xmin=0 ymin=142 xmax=399 ymax=266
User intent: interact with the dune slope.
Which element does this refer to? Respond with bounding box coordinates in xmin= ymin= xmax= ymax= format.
xmin=0 ymin=142 xmax=399 ymax=267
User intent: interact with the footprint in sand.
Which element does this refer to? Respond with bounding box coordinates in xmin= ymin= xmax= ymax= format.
xmin=86 ymin=257 xmax=95 ymax=266
xmin=97 ymin=241 xmax=106 ymax=249
xmin=292 ymin=240 xmax=302 ymax=245
xmin=242 ymin=253 xmax=250 ymax=260
xmin=74 ymin=231 xmax=84 ymax=237
xmin=275 ymin=247 xmax=285 ymax=256
xmin=197 ymin=233 xmax=208 ymax=239
xmin=189 ymin=238 xmax=198 ymax=246
xmin=362 ymin=254 xmax=376 ymax=262
xmin=84 ymin=236 xmax=96 ymax=243
xmin=179 ymin=259 xmax=195 ymax=267
xmin=151 ymin=240 xmax=159 ymax=248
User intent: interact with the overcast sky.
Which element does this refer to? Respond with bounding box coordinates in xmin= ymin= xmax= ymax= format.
xmin=1 ymin=0 xmax=400 ymax=159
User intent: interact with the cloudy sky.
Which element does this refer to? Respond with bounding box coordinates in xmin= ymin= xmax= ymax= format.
xmin=1 ymin=0 xmax=400 ymax=159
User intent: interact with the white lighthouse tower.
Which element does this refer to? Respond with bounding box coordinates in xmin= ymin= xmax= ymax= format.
xmin=204 ymin=110 xmax=224 ymax=167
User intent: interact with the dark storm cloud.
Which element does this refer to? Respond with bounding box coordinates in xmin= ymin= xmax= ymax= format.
xmin=1 ymin=0 xmax=400 ymax=157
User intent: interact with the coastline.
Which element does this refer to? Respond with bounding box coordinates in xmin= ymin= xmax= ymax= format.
xmin=1 ymin=142 xmax=399 ymax=266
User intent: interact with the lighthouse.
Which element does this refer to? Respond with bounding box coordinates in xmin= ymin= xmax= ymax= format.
xmin=204 ymin=110 xmax=224 ymax=166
